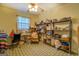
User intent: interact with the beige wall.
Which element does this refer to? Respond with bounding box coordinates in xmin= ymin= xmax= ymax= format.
xmin=0 ymin=4 xmax=38 ymax=34
xmin=30 ymin=14 xmax=39 ymax=27
xmin=0 ymin=5 xmax=30 ymax=34
xmin=35 ymin=4 xmax=79 ymax=54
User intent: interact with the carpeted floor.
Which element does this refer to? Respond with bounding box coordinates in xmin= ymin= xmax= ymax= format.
xmin=1 ymin=42 xmax=73 ymax=56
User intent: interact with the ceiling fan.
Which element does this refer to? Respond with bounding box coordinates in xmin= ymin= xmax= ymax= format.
xmin=28 ymin=3 xmax=44 ymax=14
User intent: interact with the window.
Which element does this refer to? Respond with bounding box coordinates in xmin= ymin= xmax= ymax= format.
xmin=17 ymin=17 xmax=30 ymax=30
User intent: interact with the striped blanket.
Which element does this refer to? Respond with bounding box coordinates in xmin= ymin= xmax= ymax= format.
xmin=0 ymin=33 xmax=8 ymax=49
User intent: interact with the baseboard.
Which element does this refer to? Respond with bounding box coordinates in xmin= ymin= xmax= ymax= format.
xmin=71 ymin=51 xmax=78 ymax=56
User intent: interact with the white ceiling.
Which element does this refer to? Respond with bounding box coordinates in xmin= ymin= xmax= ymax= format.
xmin=1 ymin=3 xmax=29 ymax=12
xmin=1 ymin=3 xmax=58 ymax=13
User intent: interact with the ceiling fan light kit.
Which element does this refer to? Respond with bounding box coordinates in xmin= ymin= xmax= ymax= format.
xmin=28 ymin=3 xmax=38 ymax=12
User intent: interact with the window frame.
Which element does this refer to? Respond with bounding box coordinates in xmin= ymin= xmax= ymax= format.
xmin=16 ymin=16 xmax=30 ymax=31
